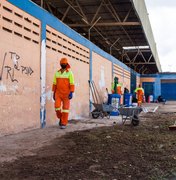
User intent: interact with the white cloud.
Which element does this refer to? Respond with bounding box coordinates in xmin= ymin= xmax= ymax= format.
xmin=145 ymin=0 xmax=176 ymax=72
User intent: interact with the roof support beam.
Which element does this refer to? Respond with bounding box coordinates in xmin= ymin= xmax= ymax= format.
xmin=104 ymin=0 xmax=121 ymax=22
xmin=68 ymin=22 xmax=140 ymax=27
xmin=45 ymin=2 xmax=54 ymax=14
xmin=126 ymin=62 xmax=156 ymax=65
xmin=91 ymin=0 xmax=104 ymax=24
xmin=62 ymin=0 xmax=113 ymax=49
xmin=148 ymin=54 xmax=153 ymax=62
xmin=142 ymin=68 xmax=148 ymax=74
xmin=61 ymin=5 xmax=71 ymax=21
xmin=110 ymin=38 xmax=120 ymax=54
xmin=123 ymin=7 xmax=132 ymax=22
xmin=140 ymin=51 xmax=147 ymax=62
xmin=64 ymin=0 xmax=84 ymax=19
xmin=41 ymin=0 xmax=43 ymax=7
xmin=75 ymin=0 xmax=88 ymax=22
xmin=89 ymin=17 xmax=101 ymax=40
xmin=105 ymin=0 xmax=136 ymax=47
xmin=125 ymin=49 xmax=151 ymax=53
xmin=139 ymin=65 xmax=144 ymax=73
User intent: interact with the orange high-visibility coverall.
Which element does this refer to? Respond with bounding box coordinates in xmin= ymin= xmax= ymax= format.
xmin=135 ymin=87 xmax=144 ymax=106
xmin=111 ymin=83 xmax=122 ymax=95
xmin=111 ymin=83 xmax=122 ymax=104
xmin=52 ymin=64 xmax=74 ymax=126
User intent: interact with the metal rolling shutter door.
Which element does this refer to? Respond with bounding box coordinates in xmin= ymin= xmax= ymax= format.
xmin=161 ymin=79 xmax=176 ymax=100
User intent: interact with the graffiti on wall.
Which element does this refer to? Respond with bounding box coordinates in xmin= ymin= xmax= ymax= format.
xmin=0 ymin=51 xmax=34 ymax=83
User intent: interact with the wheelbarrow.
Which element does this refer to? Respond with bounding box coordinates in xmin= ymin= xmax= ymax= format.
xmin=91 ymin=103 xmax=114 ymax=119
xmin=118 ymin=106 xmax=143 ymax=126
xmin=169 ymin=121 xmax=176 ymax=131
xmin=88 ymin=80 xmax=114 ymax=119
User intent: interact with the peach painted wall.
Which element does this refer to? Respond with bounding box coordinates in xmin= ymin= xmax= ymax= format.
xmin=0 ymin=0 xmax=41 ymax=136
xmin=45 ymin=26 xmax=90 ymax=125
xmin=92 ymin=52 xmax=112 ymax=104
xmin=113 ymin=64 xmax=131 ymax=102
xmin=140 ymin=77 xmax=155 ymax=83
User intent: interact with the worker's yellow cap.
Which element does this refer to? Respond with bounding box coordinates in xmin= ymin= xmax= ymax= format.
xmin=60 ymin=58 xmax=68 ymax=64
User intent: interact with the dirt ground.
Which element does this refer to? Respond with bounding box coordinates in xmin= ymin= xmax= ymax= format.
xmin=0 ymin=103 xmax=176 ymax=180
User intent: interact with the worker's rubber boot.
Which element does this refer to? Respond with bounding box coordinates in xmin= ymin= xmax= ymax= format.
xmin=59 ymin=119 xmax=62 ymax=126
xmin=60 ymin=125 xmax=66 ymax=129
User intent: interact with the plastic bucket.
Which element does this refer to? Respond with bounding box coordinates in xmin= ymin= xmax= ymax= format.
xmin=108 ymin=94 xmax=120 ymax=116
xmin=124 ymin=93 xmax=132 ymax=107
xmin=148 ymin=95 xmax=154 ymax=103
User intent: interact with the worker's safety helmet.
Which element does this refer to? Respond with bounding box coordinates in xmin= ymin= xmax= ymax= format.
xmin=60 ymin=57 xmax=68 ymax=65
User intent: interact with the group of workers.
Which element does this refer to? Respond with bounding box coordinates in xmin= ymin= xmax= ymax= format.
xmin=52 ymin=57 xmax=145 ymax=129
xmin=111 ymin=76 xmax=144 ymax=106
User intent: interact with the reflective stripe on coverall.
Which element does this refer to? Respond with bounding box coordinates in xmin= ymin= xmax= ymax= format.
xmin=52 ymin=69 xmax=74 ymax=125
xmin=135 ymin=87 xmax=144 ymax=106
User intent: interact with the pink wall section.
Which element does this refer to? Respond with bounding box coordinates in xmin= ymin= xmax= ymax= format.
xmin=113 ymin=64 xmax=131 ymax=102
xmin=0 ymin=0 xmax=41 ymax=136
xmin=45 ymin=26 xmax=90 ymax=125
xmin=113 ymin=64 xmax=131 ymax=92
xmin=92 ymin=52 xmax=112 ymax=103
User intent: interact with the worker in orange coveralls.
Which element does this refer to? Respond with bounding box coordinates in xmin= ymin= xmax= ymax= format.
xmin=111 ymin=77 xmax=122 ymax=95
xmin=135 ymin=84 xmax=144 ymax=106
xmin=111 ymin=77 xmax=122 ymax=104
xmin=52 ymin=58 xmax=75 ymax=129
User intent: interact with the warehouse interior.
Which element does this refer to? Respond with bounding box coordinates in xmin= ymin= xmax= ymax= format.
xmin=32 ymin=0 xmax=161 ymax=74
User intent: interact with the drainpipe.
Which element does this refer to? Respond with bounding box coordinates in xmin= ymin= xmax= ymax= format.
xmin=89 ymin=50 xmax=93 ymax=116
xmin=40 ymin=22 xmax=46 ymax=128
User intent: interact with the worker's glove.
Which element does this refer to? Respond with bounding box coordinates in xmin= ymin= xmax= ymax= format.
xmin=68 ymin=92 xmax=73 ymax=99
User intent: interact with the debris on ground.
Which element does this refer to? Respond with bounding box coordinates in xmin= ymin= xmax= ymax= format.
xmin=0 ymin=111 xmax=176 ymax=179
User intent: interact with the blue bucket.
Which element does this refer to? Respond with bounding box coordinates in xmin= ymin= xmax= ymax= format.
xmin=108 ymin=94 xmax=121 ymax=116
xmin=124 ymin=93 xmax=132 ymax=107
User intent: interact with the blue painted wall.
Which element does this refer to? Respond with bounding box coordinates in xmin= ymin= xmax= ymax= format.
xmin=155 ymin=77 xmax=161 ymax=99
xmin=161 ymin=83 xmax=176 ymax=100
xmin=141 ymin=73 xmax=176 ymax=100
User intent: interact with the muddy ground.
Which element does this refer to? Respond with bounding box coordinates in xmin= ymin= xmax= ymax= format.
xmin=0 ymin=103 xmax=176 ymax=180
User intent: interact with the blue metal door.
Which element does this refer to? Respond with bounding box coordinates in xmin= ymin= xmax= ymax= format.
xmin=130 ymin=70 xmax=136 ymax=96
xmin=142 ymin=82 xmax=154 ymax=100
xmin=161 ymin=81 xmax=176 ymax=100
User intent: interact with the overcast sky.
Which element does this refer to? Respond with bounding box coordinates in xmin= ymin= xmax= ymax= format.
xmin=144 ymin=0 xmax=176 ymax=72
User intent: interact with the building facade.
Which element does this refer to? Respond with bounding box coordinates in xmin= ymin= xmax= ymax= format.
xmin=0 ymin=0 xmax=138 ymax=136
xmin=141 ymin=73 xmax=176 ymax=101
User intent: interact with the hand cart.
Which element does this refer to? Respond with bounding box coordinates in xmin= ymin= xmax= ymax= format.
xmin=88 ymin=80 xmax=113 ymax=119
xmin=118 ymin=106 xmax=143 ymax=126
xmin=91 ymin=103 xmax=114 ymax=119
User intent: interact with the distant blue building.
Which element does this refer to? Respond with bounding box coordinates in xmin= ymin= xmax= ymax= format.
xmin=140 ymin=73 xmax=176 ymax=101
